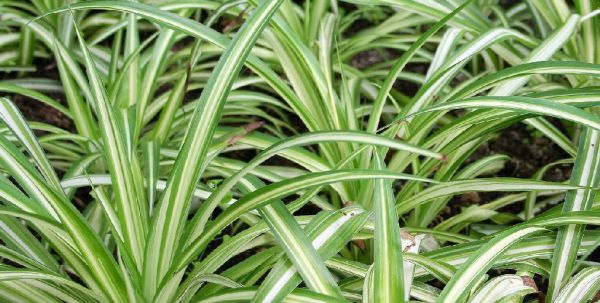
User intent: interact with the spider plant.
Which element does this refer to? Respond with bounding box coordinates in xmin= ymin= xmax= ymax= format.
xmin=0 ymin=0 xmax=600 ymax=302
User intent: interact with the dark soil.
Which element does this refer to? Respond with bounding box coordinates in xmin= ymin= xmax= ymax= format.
xmin=2 ymin=59 xmax=73 ymax=132
xmin=12 ymin=94 xmax=73 ymax=131
xmin=350 ymin=49 xmax=387 ymax=69
xmin=469 ymin=122 xmax=571 ymax=179
xmin=436 ymin=122 xmax=572 ymax=225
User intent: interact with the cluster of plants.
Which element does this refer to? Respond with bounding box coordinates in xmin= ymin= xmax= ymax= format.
xmin=1 ymin=0 xmax=600 ymax=302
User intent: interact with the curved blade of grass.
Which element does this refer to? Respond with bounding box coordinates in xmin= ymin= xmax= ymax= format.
xmin=450 ymin=61 xmax=600 ymax=101
xmin=363 ymin=265 xmax=375 ymax=303
xmin=523 ymin=117 xmax=576 ymax=157
xmin=106 ymin=32 xmax=159 ymax=105
xmin=119 ymin=14 xmax=139 ymax=108
xmin=422 ymin=89 xmax=600 ymax=156
xmin=425 ymin=28 xmax=463 ymax=81
xmin=89 ymin=186 xmax=123 ymax=243
xmin=407 ymin=96 xmax=600 ymax=131
xmin=423 ymin=231 xmax=600 ymax=276
xmin=141 ymin=140 xmax=159 ymax=215
xmin=53 ymin=45 xmax=97 ymax=139
xmin=0 ymin=98 xmax=62 ymax=194
xmin=247 ymin=176 xmax=344 ymax=299
xmin=0 ymin=245 xmax=54 ymax=273
xmin=176 ymin=273 xmax=243 ymax=303
xmin=401 ymin=254 xmax=455 ymax=284
xmin=0 ymin=269 xmax=98 ymax=302
xmin=71 ymin=14 xmax=148 ymax=271
xmin=0 ymin=83 xmax=72 ymax=118
xmin=396 ymin=178 xmax=580 ymax=214
xmin=143 ymin=2 xmax=230 ymax=142
xmin=489 ymin=14 xmax=581 ymax=96
xmin=184 ymin=130 xmax=443 ymax=248
xmin=60 ymin=175 xmax=227 ymax=205
xmin=372 ymin=152 xmax=405 ymax=302
xmin=402 ymin=27 xmax=534 ymax=117
xmin=40 ymin=0 xmax=311 ymax=134
xmin=525 ymin=159 xmax=574 ymax=219
xmin=254 ymin=206 xmax=368 ymax=302
xmin=136 ymin=27 xmax=178 ymax=141
xmin=0 ymin=216 xmax=59 ymax=272
xmin=143 ymin=0 xmax=285 ymax=298
xmin=196 ymin=287 xmax=348 ymax=303
xmin=178 ymin=230 xmax=281 ymax=301
xmin=437 ymin=226 xmax=546 ymax=302
xmin=366 ymin=0 xmax=471 ymax=133
xmin=548 ymin=128 xmax=600 ymax=300
xmin=467 ymin=275 xmax=536 ymax=303
xmin=0 ymin=128 xmax=125 ymax=302
xmin=554 ymin=267 xmax=600 ymax=303
xmin=178 ymin=169 xmax=436 ymax=271
xmin=17 ymin=27 xmax=34 ymax=74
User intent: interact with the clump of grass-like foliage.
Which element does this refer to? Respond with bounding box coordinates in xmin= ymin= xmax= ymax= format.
xmin=1 ymin=0 xmax=600 ymax=302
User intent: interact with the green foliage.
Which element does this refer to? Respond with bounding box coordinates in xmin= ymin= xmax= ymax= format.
xmin=0 ymin=0 xmax=600 ymax=302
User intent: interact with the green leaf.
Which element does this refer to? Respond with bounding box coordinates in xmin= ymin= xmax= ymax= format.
xmin=372 ymin=152 xmax=405 ymax=302
xmin=468 ymin=275 xmax=536 ymax=303
xmin=554 ymin=267 xmax=600 ymax=303
xmin=437 ymin=226 xmax=546 ymax=302
xmin=143 ymin=0 xmax=285 ymax=299
xmin=548 ymin=128 xmax=600 ymax=300
xmin=71 ymin=13 xmax=148 ymax=273
xmin=408 ymin=96 xmax=600 ymax=131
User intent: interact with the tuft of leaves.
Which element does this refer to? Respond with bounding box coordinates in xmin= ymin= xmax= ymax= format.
xmin=0 ymin=0 xmax=600 ymax=302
